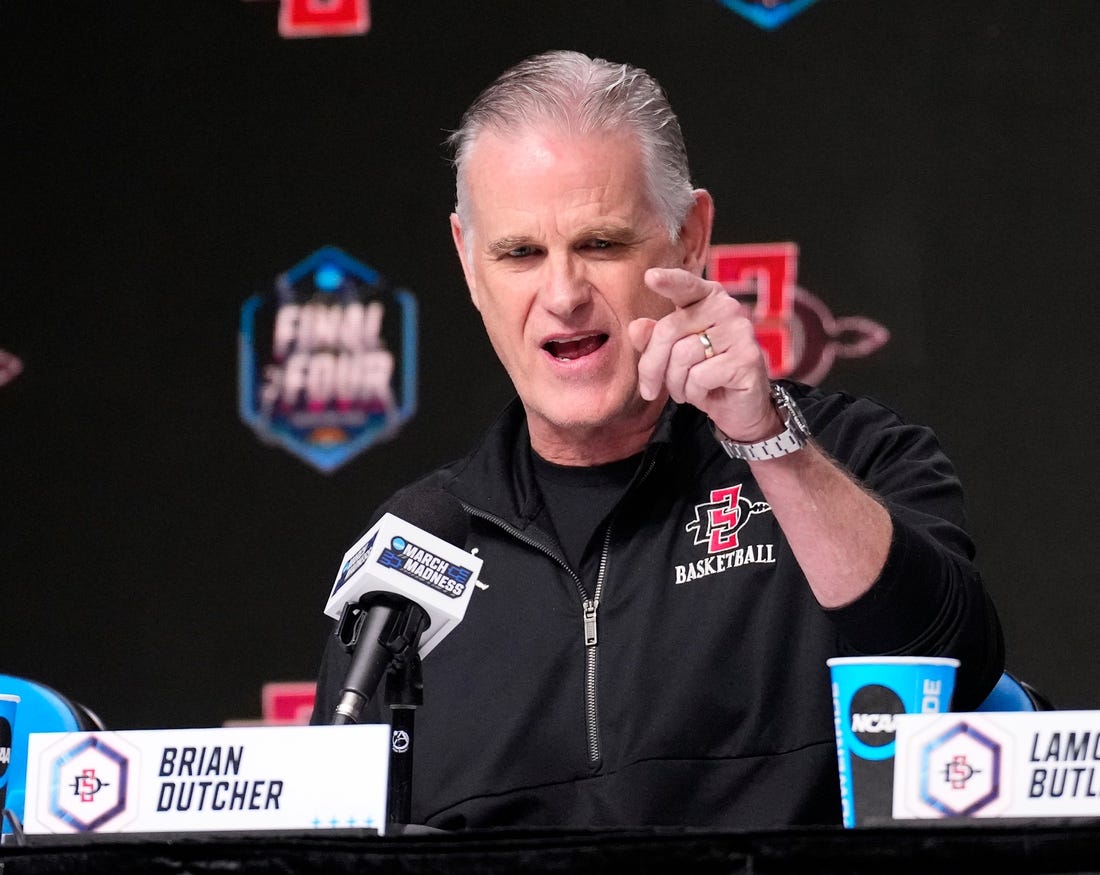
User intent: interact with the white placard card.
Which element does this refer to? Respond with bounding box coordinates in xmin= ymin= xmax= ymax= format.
xmin=894 ymin=710 xmax=1100 ymax=821
xmin=22 ymin=724 xmax=390 ymax=836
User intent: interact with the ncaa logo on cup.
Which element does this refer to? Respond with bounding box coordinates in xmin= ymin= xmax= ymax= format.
xmin=0 ymin=694 xmax=17 ymax=813
xmin=851 ymin=684 xmax=905 ymax=746
xmin=0 ymin=720 xmax=11 ymax=772
xmin=848 ymin=678 xmax=946 ymax=760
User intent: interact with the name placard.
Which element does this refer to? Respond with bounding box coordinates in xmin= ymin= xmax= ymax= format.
xmin=894 ymin=710 xmax=1100 ymax=821
xmin=22 ymin=724 xmax=390 ymax=836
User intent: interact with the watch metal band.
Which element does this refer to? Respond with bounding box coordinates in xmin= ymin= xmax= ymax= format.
xmin=715 ymin=384 xmax=810 ymax=461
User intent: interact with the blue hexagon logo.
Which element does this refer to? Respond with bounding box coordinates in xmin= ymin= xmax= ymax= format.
xmin=48 ymin=736 xmax=131 ymax=831
xmin=918 ymin=721 xmax=1002 ymax=816
xmin=239 ymin=246 xmax=418 ymax=473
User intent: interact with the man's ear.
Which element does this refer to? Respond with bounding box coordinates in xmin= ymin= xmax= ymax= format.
xmin=678 ymin=189 xmax=715 ymax=276
xmin=450 ymin=212 xmax=481 ymax=311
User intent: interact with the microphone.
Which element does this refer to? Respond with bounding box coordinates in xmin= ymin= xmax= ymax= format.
xmin=324 ymin=489 xmax=482 ymax=726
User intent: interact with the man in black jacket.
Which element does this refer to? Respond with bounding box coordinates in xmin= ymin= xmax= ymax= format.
xmin=311 ymin=49 xmax=1004 ymax=830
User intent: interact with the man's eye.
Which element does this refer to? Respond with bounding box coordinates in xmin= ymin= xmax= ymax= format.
xmin=507 ymin=246 xmax=537 ymax=258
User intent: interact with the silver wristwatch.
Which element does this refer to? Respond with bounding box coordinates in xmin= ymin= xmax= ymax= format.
xmin=715 ymin=383 xmax=811 ymax=461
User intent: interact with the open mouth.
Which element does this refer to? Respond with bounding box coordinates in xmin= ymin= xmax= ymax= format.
xmin=543 ymin=333 xmax=608 ymax=362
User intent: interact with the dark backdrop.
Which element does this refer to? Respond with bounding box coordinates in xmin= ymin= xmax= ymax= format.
xmin=1 ymin=0 xmax=1096 ymax=729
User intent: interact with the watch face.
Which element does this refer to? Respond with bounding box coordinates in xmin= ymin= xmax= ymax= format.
xmin=789 ymin=404 xmax=810 ymax=437
xmin=773 ymin=384 xmax=811 ymax=439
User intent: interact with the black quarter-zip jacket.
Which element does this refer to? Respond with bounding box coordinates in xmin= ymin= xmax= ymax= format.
xmin=311 ymin=381 xmax=1005 ymax=830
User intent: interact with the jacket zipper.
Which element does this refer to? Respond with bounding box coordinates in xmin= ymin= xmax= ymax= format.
xmin=461 ymin=453 xmax=657 ymax=767
xmin=583 ymin=525 xmax=613 ymax=762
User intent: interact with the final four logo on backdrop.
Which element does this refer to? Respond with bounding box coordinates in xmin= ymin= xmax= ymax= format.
xmin=239 ymin=246 xmax=417 ymax=474
xmin=716 ymin=0 xmax=822 ymax=30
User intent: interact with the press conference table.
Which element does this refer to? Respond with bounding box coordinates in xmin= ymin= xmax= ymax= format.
xmin=4 ymin=820 xmax=1100 ymax=874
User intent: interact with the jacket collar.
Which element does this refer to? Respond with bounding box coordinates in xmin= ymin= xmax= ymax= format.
xmin=441 ymin=397 xmax=695 ymax=529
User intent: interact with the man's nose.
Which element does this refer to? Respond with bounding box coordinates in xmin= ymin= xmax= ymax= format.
xmin=538 ymin=253 xmax=591 ymax=316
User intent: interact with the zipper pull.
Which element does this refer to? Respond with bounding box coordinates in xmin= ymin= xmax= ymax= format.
xmin=583 ymin=599 xmax=599 ymax=646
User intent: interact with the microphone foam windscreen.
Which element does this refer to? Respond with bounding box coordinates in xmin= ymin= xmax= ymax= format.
xmin=386 ymin=487 xmax=470 ymax=548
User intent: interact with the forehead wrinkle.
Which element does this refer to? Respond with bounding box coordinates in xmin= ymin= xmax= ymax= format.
xmin=465 ymin=130 xmax=657 ymax=255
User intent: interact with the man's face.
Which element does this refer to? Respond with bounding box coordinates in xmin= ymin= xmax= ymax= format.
xmin=451 ymin=127 xmax=705 ymax=463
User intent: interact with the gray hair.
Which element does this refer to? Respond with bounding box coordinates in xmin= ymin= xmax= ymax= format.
xmin=447 ymin=50 xmax=696 ymax=243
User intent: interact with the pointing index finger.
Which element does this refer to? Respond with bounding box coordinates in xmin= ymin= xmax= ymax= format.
xmin=644 ymin=267 xmax=711 ymax=309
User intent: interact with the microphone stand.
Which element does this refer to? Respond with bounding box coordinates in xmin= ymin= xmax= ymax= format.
xmin=383 ymin=642 xmax=423 ymax=828
xmin=331 ymin=594 xmax=428 ymax=830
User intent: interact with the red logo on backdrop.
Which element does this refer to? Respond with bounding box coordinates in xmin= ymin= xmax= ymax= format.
xmin=708 ymin=243 xmax=890 ymax=386
xmin=247 ymin=0 xmax=370 ymax=39
xmin=280 ymin=0 xmax=369 ymax=38
xmin=262 ymin=682 xmax=316 ymax=725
